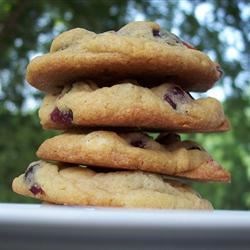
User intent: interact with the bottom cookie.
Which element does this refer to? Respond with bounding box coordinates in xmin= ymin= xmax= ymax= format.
xmin=12 ymin=161 xmax=212 ymax=209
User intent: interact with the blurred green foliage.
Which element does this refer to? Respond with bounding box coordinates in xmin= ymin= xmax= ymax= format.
xmin=0 ymin=0 xmax=249 ymax=209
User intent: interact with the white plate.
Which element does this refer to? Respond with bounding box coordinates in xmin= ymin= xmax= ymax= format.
xmin=0 ymin=204 xmax=249 ymax=250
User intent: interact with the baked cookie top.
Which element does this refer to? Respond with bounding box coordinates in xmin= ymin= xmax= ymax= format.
xmin=37 ymin=131 xmax=230 ymax=182
xmin=26 ymin=21 xmax=222 ymax=92
xmin=12 ymin=161 xmax=212 ymax=209
xmin=39 ymin=81 xmax=230 ymax=132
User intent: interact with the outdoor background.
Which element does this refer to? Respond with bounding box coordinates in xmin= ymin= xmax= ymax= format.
xmin=0 ymin=0 xmax=249 ymax=209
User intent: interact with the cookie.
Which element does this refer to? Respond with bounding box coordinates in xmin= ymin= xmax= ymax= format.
xmin=26 ymin=21 xmax=222 ymax=92
xmin=37 ymin=131 xmax=230 ymax=182
xmin=39 ymin=81 xmax=230 ymax=132
xmin=12 ymin=161 xmax=212 ymax=209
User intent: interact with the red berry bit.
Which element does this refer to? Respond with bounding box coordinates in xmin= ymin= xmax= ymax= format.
xmin=164 ymin=95 xmax=177 ymax=109
xmin=50 ymin=107 xmax=73 ymax=126
xmin=163 ymin=86 xmax=193 ymax=110
xmin=29 ymin=184 xmax=44 ymax=195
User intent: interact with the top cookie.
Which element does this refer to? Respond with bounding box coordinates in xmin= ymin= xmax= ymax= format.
xmin=26 ymin=21 xmax=222 ymax=92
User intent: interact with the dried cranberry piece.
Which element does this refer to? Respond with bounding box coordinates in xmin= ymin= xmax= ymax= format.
xmin=164 ymin=86 xmax=193 ymax=110
xmin=50 ymin=107 xmax=73 ymax=125
xmin=131 ymin=140 xmax=146 ymax=149
xmin=152 ymin=29 xmax=161 ymax=37
xmin=30 ymin=184 xmax=44 ymax=195
xmin=164 ymin=86 xmax=184 ymax=109
xmin=156 ymin=133 xmax=181 ymax=145
xmin=164 ymin=95 xmax=177 ymax=109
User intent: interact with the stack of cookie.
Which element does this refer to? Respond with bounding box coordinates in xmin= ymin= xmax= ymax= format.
xmin=13 ymin=22 xmax=230 ymax=209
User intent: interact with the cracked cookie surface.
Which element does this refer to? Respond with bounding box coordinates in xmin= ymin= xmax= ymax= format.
xmin=26 ymin=21 xmax=222 ymax=92
xmin=12 ymin=161 xmax=212 ymax=209
xmin=39 ymin=81 xmax=229 ymax=132
xmin=37 ymin=131 xmax=230 ymax=182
